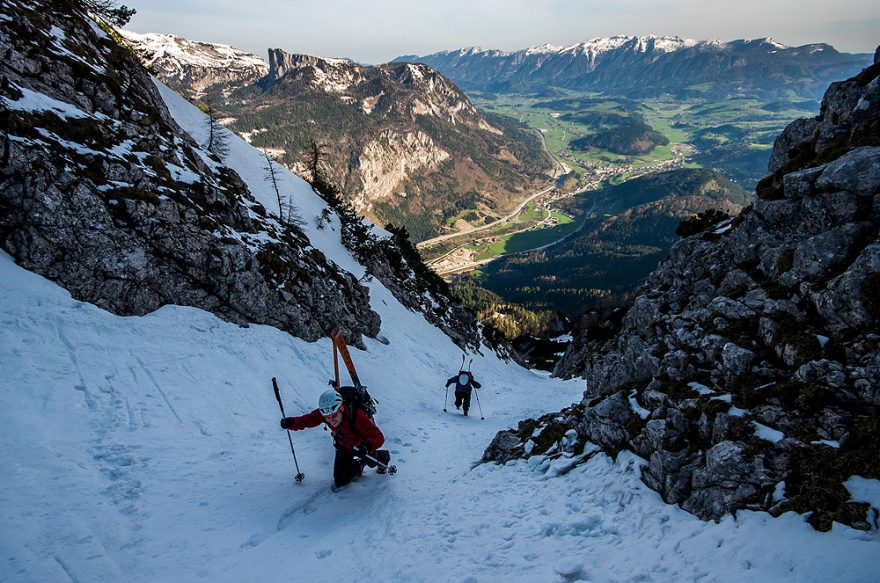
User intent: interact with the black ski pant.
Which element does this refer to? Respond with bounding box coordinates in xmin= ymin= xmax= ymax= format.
xmin=333 ymin=448 xmax=363 ymax=488
xmin=334 ymin=448 xmax=391 ymax=486
xmin=454 ymin=391 xmax=471 ymax=413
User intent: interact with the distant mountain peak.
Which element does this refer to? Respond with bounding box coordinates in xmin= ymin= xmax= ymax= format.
xmin=524 ymin=43 xmax=564 ymax=55
xmin=761 ymin=36 xmax=789 ymax=49
xmin=266 ymin=48 xmax=362 ymax=92
xmin=119 ymin=30 xmax=267 ymax=71
xmin=592 ymin=34 xmax=697 ymax=50
xmin=118 ymin=29 xmax=268 ymax=99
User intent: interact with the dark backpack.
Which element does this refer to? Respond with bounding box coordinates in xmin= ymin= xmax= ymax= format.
xmin=337 ymin=384 xmax=377 ymax=423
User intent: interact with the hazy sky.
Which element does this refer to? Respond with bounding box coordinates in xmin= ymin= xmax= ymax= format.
xmin=126 ymin=0 xmax=878 ymax=64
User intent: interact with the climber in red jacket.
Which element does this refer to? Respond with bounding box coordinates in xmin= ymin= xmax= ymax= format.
xmin=281 ymin=389 xmax=390 ymax=489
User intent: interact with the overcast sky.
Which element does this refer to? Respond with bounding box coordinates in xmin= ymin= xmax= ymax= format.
xmin=126 ymin=0 xmax=878 ymax=64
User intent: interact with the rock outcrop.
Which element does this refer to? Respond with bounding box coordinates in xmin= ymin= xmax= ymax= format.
xmin=487 ymin=52 xmax=880 ymax=531
xmin=1 ymin=0 xmax=380 ymax=345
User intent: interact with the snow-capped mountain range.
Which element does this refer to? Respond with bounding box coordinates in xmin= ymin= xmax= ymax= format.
xmin=397 ymin=35 xmax=872 ymax=98
xmin=453 ymin=34 xmax=711 ymax=58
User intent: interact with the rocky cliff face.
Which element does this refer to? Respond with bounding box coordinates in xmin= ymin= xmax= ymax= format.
xmin=0 ymin=0 xmax=380 ymax=346
xmin=261 ymin=51 xmax=495 ymax=131
xmin=485 ymin=54 xmax=880 ymax=530
xmin=355 ymin=129 xmax=451 ymax=207
xmin=197 ymin=48 xmax=553 ymax=241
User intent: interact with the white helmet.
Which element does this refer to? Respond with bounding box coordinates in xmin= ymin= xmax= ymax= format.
xmin=319 ymin=390 xmax=343 ymax=416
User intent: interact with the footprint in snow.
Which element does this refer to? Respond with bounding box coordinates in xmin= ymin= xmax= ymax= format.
xmin=315 ymin=549 xmax=332 ymax=559
xmin=554 ymin=559 xmax=587 ymax=582
xmin=241 ymin=533 xmax=268 ymax=549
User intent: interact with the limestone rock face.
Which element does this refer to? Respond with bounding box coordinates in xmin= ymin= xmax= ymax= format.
xmin=1 ymin=0 xmax=380 ymax=346
xmin=489 ymin=54 xmax=880 ymax=529
xmin=266 ymin=50 xmax=365 ymax=95
xmin=355 ymin=129 xmax=450 ymax=208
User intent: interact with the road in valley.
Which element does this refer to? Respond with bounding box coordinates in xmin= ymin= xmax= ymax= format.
xmin=415 ymin=182 xmax=559 ymax=250
xmin=416 ymin=129 xmax=566 ymax=251
xmin=418 ymin=126 xmax=692 ymax=276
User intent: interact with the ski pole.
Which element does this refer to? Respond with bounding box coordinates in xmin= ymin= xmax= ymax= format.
xmin=473 ymin=388 xmax=485 ymax=420
xmin=272 ymin=377 xmax=305 ymax=482
xmin=466 ymin=359 xmax=483 ymax=419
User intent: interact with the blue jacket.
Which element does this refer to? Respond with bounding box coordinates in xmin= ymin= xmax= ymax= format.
xmin=446 ymin=372 xmax=481 ymax=394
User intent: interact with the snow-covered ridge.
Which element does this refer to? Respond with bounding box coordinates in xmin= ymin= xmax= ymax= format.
xmin=763 ymin=37 xmax=789 ymax=49
xmin=441 ymin=46 xmax=511 ymax=58
xmin=436 ymin=35 xmax=798 ymax=60
xmin=524 ymin=42 xmax=564 ymax=56
xmin=569 ymin=35 xmax=701 ymax=55
xmin=118 ymin=29 xmax=268 ymax=73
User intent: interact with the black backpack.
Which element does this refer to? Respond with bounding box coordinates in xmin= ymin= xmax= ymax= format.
xmin=336 ymin=384 xmax=377 ymax=422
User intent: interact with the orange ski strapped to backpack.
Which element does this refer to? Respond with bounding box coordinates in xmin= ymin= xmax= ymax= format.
xmin=331 ymin=328 xmax=362 ymax=388
xmin=330 ymin=329 xmax=376 ymax=419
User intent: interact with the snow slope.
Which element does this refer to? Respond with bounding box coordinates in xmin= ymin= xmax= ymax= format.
xmin=1 ymin=252 xmax=877 ymax=583
xmin=1 ymin=77 xmax=878 ymax=583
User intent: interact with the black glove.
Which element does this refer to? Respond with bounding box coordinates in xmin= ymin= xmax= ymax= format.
xmin=280 ymin=417 xmax=294 ymax=430
xmin=354 ymin=445 xmax=370 ymax=459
